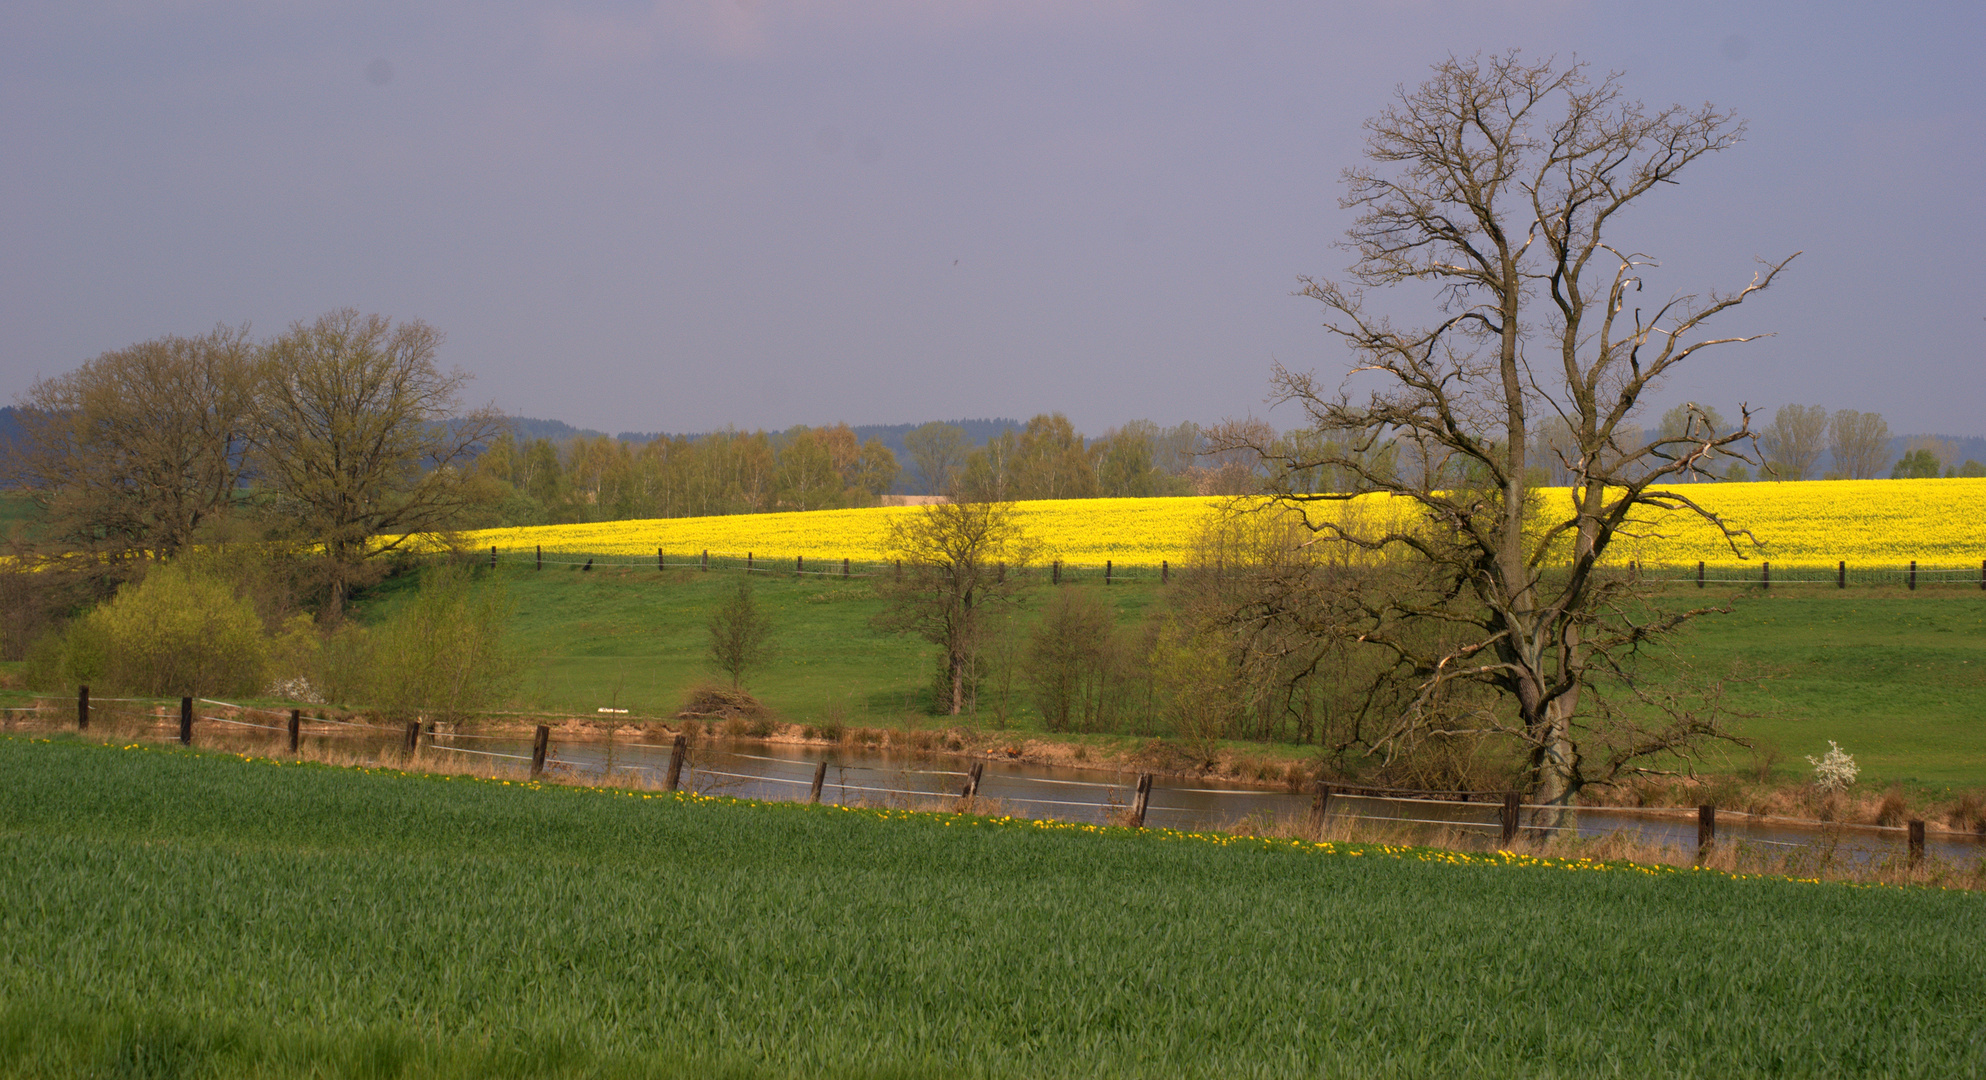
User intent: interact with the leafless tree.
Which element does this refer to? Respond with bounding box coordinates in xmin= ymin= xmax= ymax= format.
xmin=1826 ymin=409 xmax=1890 ymax=480
xmin=1758 ymin=404 xmax=1828 ymax=480
xmin=1214 ymin=53 xmax=1796 ymax=806
xmin=249 ymin=309 xmax=502 ymax=616
xmin=904 ymin=422 xmax=969 ymax=496
xmin=875 ymin=499 xmax=1037 ymax=715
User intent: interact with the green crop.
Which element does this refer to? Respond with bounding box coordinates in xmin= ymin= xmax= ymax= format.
xmin=1 ymin=736 xmax=1981 ymax=1078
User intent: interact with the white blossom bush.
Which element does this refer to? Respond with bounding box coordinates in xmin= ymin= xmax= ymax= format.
xmin=1806 ymin=741 xmax=1859 ymax=793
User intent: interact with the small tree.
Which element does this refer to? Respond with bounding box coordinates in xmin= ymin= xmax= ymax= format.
xmin=1025 ymin=586 xmax=1121 ymax=732
xmin=876 ymin=499 xmax=1036 ymax=715
xmin=367 ymin=563 xmax=522 ymax=724
xmin=707 ymin=577 xmax=774 ymax=689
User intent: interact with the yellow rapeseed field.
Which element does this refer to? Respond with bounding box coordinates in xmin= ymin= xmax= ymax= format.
xmin=449 ymin=478 xmax=1985 ymax=569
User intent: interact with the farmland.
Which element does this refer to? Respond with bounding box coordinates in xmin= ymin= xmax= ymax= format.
xmin=2 ymin=736 xmax=1981 ymax=1078
xmin=452 ymin=477 xmax=1986 ymax=570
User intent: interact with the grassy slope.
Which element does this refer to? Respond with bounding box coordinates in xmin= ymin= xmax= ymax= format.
xmin=3 ymin=736 xmax=1981 ymax=1079
xmin=1680 ymin=589 xmax=1986 ymax=787
xmin=351 ymin=565 xmax=1986 ymax=788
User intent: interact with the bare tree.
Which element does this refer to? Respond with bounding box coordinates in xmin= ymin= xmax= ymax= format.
xmin=1827 ymin=409 xmax=1890 ymax=480
xmin=1217 ymin=53 xmax=1796 ymax=806
xmin=6 ymin=325 xmax=255 ymax=569
xmin=1758 ymin=404 xmax=1828 ymax=480
xmin=249 ymin=309 xmax=502 ymax=615
xmin=875 ymin=499 xmax=1037 ymax=715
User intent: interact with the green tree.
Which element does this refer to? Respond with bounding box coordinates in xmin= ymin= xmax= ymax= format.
xmin=1891 ymin=449 xmax=1940 ymax=479
xmin=61 ymin=559 xmax=270 ymax=698
xmin=250 ymin=309 xmax=503 ymax=616
xmin=7 ymin=324 xmax=255 ymax=570
xmin=707 ymin=577 xmax=775 ymax=689
xmin=366 ymin=563 xmax=522 ymax=723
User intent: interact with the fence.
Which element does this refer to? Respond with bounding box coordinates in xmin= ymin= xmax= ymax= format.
xmin=475 ymin=545 xmax=1986 ymax=591
xmin=8 ymin=687 xmax=1972 ymax=872
xmin=483 ymin=545 xmax=1176 ymax=584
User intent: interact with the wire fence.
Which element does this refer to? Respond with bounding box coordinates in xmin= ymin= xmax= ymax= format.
xmin=458 ymin=545 xmax=1986 ymax=591
xmin=6 ymin=691 xmax=1979 ymax=869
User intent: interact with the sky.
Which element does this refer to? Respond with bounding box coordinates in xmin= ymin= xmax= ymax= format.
xmin=4 ymin=1 xmax=1982 ymax=438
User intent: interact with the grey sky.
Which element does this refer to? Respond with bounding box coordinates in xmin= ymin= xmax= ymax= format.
xmin=5 ymin=2 xmax=1982 ymax=437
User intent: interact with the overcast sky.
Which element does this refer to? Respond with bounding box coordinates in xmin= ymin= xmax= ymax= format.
xmin=5 ymin=1 xmax=1982 ymax=437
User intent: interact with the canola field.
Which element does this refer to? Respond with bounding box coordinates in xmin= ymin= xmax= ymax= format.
xmin=452 ymin=478 xmax=1986 ymax=569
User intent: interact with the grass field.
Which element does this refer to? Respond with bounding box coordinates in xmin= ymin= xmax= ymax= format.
xmin=3 ymin=736 xmax=1981 ymax=1078
xmin=345 ymin=562 xmax=1986 ymax=790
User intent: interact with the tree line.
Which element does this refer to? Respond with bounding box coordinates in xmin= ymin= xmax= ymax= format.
xmin=464 ymin=415 xmax=1255 ymax=527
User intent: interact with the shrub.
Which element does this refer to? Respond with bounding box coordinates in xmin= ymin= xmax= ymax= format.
xmin=47 ymin=561 xmax=270 ymax=698
xmin=1806 ymin=741 xmax=1858 ymax=793
xmin=366 ymin=565 xmax=522 ymax=723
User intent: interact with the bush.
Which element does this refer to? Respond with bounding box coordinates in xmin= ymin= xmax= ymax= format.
xmin=365 ymin=564 xmax=521 ymax=723
xmin=50 ymin=561 xmax=269 ymax=698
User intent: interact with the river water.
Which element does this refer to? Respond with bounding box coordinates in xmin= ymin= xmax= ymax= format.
xmin=426 ymin=731 xmax=1985 ymax=866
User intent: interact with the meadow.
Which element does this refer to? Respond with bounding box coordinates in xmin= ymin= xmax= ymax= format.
xmin=2 ymin=735 xmax=1981 ymax=1078
xmin=451 ymin=478 xmax=1986 ymax=569
xmin=345 ymin=562 xmax=1986 ymax=791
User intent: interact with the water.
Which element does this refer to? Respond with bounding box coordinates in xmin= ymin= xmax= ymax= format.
xmin=429 ymin=731 xmax=1986 ymax=865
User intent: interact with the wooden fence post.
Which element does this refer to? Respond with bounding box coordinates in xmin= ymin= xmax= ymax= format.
xmin=530 ymin=725 xmax=549 ymax=776
xmin=1105 ymin=559 xmax=1113 ymax=585
xmin=1697 ymin=805 xmax=1716 ymax=864
xmin=796 ymin=554 xmax=803 ymax=575
xmin=658 ymin=548 xmax=664 ymax=571
xmin=894 ymin=559 xmax=901 ymax=581
xmin=1761 ymin=561 xmax=1770 ymax=589
xmin=810 ymin=760 xmax=827 ymax=804
xmin=404 ymin=720 xmax=421 ymax=753
xmin=1129 ymin=774 xmax=1153 ymax=828
xmin=1837 ymin=560 xmax=1845 ymax=588
xmin=1307 ymin=782 xmax=1332 ymax=839
xmin=665 ymin=734 xmax=688 ymax=791
xmin=1499 ymin=791 xmax=1520 ymax=845
xmin=77 ymin=685 xmax=88 ymax=731
xmin=179 ymin=696 xmax=193 ymax=745
xmin=1908 ymin=819 xmax=1925 ymax=866
xmin=1909 ymin=560 xmax=1917 ymax=591
xmin=842 ymin=557 xmax=850 ymax=579
xmin=1979 ymin=558 xmax=1985 ymax=592
xmin=288 ymin=709 xmax=301 ymax=753
xmin=747 ymin=552 xmax=753 ymax=573
xmin=1161 ymin=560 xmax=1169 ymax=584
xmin=701 ymin=549 xmax=709 ymax=572
xmin=1052 ymin=560 xmax=1061 ymax=585
xmin=1696 ymin=560 xmax=1705 ymax=588
xmin=490 ymin=545 xmax=497 ymax=569
xmin=959 ymin=762 xmax=984 ymax=805
xmin=537 ymin=544 xmax=543 ymax=570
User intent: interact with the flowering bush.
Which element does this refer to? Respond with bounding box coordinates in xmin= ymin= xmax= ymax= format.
xmin=1806 ymin=741 xmax=1859 ymax=793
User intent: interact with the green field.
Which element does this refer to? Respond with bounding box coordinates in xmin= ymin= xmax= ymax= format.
xmin=2 ymin=735 xmax=1981 ymax=1078
xmin=347 ymin=564 xmax=1986 ymax=789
